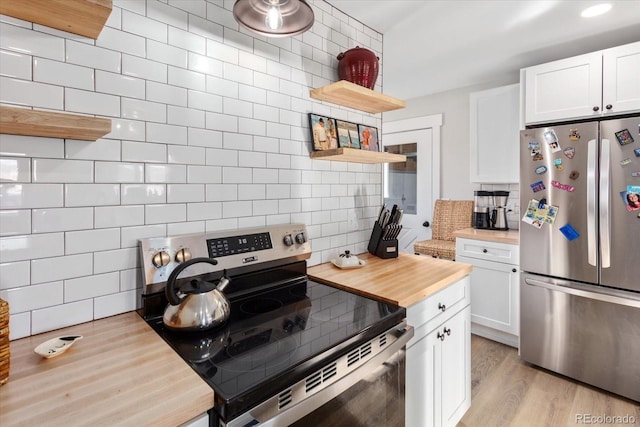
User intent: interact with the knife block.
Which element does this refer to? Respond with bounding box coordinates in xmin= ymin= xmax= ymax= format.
xmin=367 ymin=222 xmax=398 ymax=259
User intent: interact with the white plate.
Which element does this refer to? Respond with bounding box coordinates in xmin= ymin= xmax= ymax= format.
xmin=330 ymin=259 xmax=367 ymax=269
xmin=34 ymin=335 xmax=83 ymax=358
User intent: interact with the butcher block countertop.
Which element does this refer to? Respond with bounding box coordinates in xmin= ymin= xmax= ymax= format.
xmin=453 ymin=227 xmax=519 ymax=245
xmin=0 ymin=312 xmax=213 ymax=427
xmin=308 ymin=252 xmax=472 ymax=307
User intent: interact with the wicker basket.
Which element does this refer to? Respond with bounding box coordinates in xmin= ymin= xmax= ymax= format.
xmin=0 ymin=298 xmax=9 ymax=386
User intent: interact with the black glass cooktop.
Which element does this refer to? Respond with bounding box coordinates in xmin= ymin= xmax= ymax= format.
xmin=145 ymin=262 xmax=405 ymax=421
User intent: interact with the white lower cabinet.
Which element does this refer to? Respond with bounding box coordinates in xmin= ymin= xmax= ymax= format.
xmin=456 ymin=237 xmax=519 ymax=347
xmin=406 ymin=276 xmax=471 ymax=427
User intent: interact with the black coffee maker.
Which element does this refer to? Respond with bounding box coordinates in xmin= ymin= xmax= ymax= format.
xmin=473 ymin=191 xmax=492 ymax=229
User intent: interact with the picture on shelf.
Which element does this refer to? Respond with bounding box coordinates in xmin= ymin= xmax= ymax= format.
xmin=358 ymin=125 xmax=379 ymax=151
xmin=308 ymin=113 xmax=338 ymax=150
xmin=336 ymin=120 xmax=360 ymax=149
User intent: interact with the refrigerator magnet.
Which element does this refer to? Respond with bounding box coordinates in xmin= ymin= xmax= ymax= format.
xmin=530 ymin=181 xmax=546 ymax=193
xmin=632 ymin=172 xmax=640 ymax=177
xmin=634 ymin=148 xmax=640 ymax=157
xmin=563 ymin=147 xmax=575 ymax=159
xmin=535 ymin=166 xmax=547 ymax=175
xmin=552 ymin=180 xmax=575 ymax=192
xmin=626 ymin=185 xmax=640 ymax=211
xmin=559 ymin=224 xmax=580 ymax=241
xmin=544 ymin=205 xmax=559 ymax=224
xmin=569 ymin=170 xmax=580 ymax=180
xmin=615 ymin=129 xmax=634 ymax=146
xmin=620 ymin=158 xmax=632 ymax=166
xmin=569 ymin=129 xmax=580 ymax=141
xmin=553 ymin=158 xmax=564 ymax=170
xmin=521 ymin=199 xmax=538 ymax=224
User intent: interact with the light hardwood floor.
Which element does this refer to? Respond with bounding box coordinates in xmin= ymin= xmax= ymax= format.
xmin=458 ymin=335 xmax=640 ymax=427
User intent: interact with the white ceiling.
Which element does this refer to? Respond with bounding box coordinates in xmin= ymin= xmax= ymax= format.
xmin=325 ymin=1 xmax=640 ymax=100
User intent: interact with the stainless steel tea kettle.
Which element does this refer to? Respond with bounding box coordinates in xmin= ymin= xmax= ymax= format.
xmin=163 ymin=257 xmax=230 ymax=332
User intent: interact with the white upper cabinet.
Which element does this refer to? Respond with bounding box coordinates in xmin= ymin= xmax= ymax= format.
xmin=469 ymin=83 xmax=520 ymax=183
xmin=523 ymin=41 xmax=640 ymax=124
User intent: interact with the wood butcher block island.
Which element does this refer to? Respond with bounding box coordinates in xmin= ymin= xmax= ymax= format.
xmin=307 ymin=252 xmax=472 ymax=307
xmin=0 ymin=312 xmax=213 ymax=427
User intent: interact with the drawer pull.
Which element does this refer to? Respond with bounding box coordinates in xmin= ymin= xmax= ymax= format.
xmin=437 ymin=331 xmax=446 ymax=341
xmin=482 ymin=249 xmax=488 ymax=253
xmin=438 ymin=303 xmax=446 ymax=312
xmin=444 ymin=327 xmax=451 ymax=336
xmin=512 ymin=268 xmax=517 ymax=273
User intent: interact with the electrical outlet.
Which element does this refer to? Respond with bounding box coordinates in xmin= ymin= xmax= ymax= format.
xmin=347 ymin=209 xmax=359 ymax=230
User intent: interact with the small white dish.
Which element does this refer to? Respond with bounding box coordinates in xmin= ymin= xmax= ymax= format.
xmin=34 ymin=335 xmax=83 ymax=358
xmin=331 ymin=258 xmax=366 ymax=269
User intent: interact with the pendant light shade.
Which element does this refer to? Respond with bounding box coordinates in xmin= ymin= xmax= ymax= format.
xmin=233 ymin=0 xmax=314 ymax=37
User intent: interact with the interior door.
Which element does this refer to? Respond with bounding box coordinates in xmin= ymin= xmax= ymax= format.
xmin=382 ymin=128 xmax=435 ymax=253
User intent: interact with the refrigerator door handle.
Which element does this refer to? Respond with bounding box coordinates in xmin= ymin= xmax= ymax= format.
xmin=587 ymin=138 xmax=597 ymax=266
xmin=599 ymin=138 xmax=611 ymax=269
xmin=524 ymin=278 xmax=640 ymax=308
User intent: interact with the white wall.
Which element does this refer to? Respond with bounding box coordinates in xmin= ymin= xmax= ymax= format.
xmin=0 ymin=0 xmax=384 ymax=339
xmin=383 ymin=79 xmax=521 ymax=228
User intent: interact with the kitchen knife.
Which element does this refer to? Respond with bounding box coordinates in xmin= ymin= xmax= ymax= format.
xmin=377 ymin=204 xmax=386 ymax=224
xmin=389 ymin=204 xmax=398 ymax=224
xmin=395 ymin=209 xmax=403 ymax=225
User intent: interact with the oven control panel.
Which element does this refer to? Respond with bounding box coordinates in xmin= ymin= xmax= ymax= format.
xmin=139 ymin=224 xmax=311 ymax=293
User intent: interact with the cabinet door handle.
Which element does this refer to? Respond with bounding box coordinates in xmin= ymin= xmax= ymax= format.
xmin=444 ymin=327 xmax=451 ymax=336
xmin=437 ymin=331 xmax=446 ymax=341
xmin=438 ymin=303 xmax=446 ymax=312
xmin=512 ymin=268 xmax=517 ymax=273
xmin=482 ymin=249 xmax=488 ymax=253
xmin=605 ymin=104 xmax=612 ymax=110
xmin=593 ymin=106 xmax=600 ymax=112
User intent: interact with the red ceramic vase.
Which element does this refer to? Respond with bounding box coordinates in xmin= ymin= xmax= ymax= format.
xmin=337 ymin=46 xmax=379 ymax=89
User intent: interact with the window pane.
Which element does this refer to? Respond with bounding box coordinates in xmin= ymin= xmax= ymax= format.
xmin=384 ymin=143 xmax=417 ymax=215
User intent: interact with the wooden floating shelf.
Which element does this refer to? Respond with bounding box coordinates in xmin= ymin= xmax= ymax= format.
xmin=0 ymin=0 xmax=112 ymax=39
xmin=0 ymin=106 xmax=112 ymax=141
xmin=310 ymin=80 xmax=406 ymax=114
xmin=310 ymin=148 xmax=407 ymax=164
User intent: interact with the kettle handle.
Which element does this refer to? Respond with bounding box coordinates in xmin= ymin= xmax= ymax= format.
xmin=165 ymin=257 xmax=218 ymax=306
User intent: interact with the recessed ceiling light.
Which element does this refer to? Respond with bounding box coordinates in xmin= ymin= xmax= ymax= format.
xmin=581 ymin=3 xmax=612 ymax=18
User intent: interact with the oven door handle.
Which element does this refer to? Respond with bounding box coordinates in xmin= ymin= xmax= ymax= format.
xmin=235 ymin=324 xmax=414 ymax=427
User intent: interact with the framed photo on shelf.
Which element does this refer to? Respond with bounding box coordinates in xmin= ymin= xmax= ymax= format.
xmin=336 ymin=120 xmax=360 ymax=149
xmin=309 ymin=113 xmax=338 ymax=150
xmin=358 ymin=125 xmax=379 ymax=151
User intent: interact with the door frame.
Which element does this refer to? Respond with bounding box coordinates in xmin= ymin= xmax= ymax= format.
xmin=382 ymin=113 xmax=442 ymax=209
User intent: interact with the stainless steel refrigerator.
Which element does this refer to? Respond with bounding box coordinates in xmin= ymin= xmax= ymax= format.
xmin=519 ymin=116 xmax=640 ymax=402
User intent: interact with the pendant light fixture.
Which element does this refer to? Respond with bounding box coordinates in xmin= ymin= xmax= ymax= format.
xmin=233 ymin=0 xmax=314 ymax=37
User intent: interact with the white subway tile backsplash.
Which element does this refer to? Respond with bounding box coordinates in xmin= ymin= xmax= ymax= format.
xmin=253 ymin=72 xmax=279 ymax=92
xmin=239 ymin=84 xmax=267 ymax=105
xmin=8 ymin=312 xmax=30 ymax=340
xmin=187 ymin=202 xmax=222 ymax=221
xmin=169 ymin=27 xmax=206 ymax=55
xmin=253 ymin=168 xmax=279 ymax=183
xmin=238 ymin=184 xmax=265 ymax=200
xmin=168 ymin=0 xmax=206 ymax=17
xmin=0 ymin=209 xmax=30 ymax=237
xmin=96 ymin=71 xmax=145 ymax=99
xmin=95 ymin=162 xmax=144 ymax=183
xmin=95 ymin=205 xmax=144 ymax=228
xmin=147 ymin=39 xmax=188 ymax=68
xmin=120 ymin=224 xmax=165 ymax=248
xmin=33 ymin=159 xmax=93 ymax=183
xmin=206 ymin=148 xmax=238 ymax=166
xmin=65 ymin=40 xmax=122 ymax=73
xmin=0 ymin=77 xmax=63 ymax=109
xmin=167 ymin=184 xmax=204 ymax=203
xmin=31 ymin=299 xmax=93 ymax=335
xmin=205 ymin=75 xmax=238 ymax=98
xmin=238 ymin=151 xmax=266 ymax=168
xmin=121 ymin=98 xmax=167 ymax=123
xmin=222 ymin=201 xmax=252 ymax=218
xmin=33 ymin=58 xmax=94 ymax=91
xmin=122 ymin=10 xmax=167 ymax=42
xmin=167 ymin=145 xmax=205 ymax=165
xmin=222 ymin=132 xmax=253 ymax=152
xmin=93 ymin=247 xmax=138 ymax=274
xmin=0 ymin=134 xmax=64 ymax=158
xmin=122 ymin=141 xmax=166 ymax=164
xmin=266 ymin=184 xmax=290 ymax=199
xmin=0 ymin=183 xmax=63 ymax=209
xmin=267 ymin=153 xmax=291 ymax=169
xmin=65 ymin=228 xmax=121 ymax=255
xmin=206 ymin=112 xmax=238 ymax=133
xmin=0 ymin=49 xmax=31 ymax=79
xmin=31 ymin=253 xmax=92 ymax=284
xmin=206 ymin=184 xmax=237 ymax=201
xmin=145 ymin=203 xmax=186 ymax=224
xmin=188 ymin=51 xmax=222 ymax=76
xmin=187 ymin=128 xmax=223 ymax=149
xmin=187 ymin=90 xmax=223 ymax=113
xmin=122 ymin=54 xmax=167 ymax=83
xmin=265 ymin=122 xmax=289 ymax=139
xmin=0 ymin=22 xmax=65 ymax=61
xmin=253 ymin=200 xmax=278 ymax=215
xmin=167 ymin=105 xmax=205 ymax=128
xmin=119 ymin=268 xmax=140 ymax=291
xmin=64 ymin=272 xmax=119 ymax=303
xmin=0 ymin=157 xmax=30 ymax=182
xmin=32 ymin=207 xmax=93 ymax=233
xmin=187 ymin=165 xmax=222 ymax=183
xmin=167 ymin=221 xmax=205 ymax=235
xmin=145 ymin=164 xmax=186 ymax=183
xmin=66 ymin=139 xmax=121 ymax=161
xmin=97 ymin=26 xmax=146 ymax=57
xmin=1 ymin=281 xmax=63 ymax=313
xmin=147 ymin=0 xmax=188 ymax=31
xmin=223 ymin=167 xmax=253 ymax=184
xmin=0 ymin=260 xmax=30 ymax=289
xmin=65 ymin=184 xmax=120 ymax=207
xmin=107 ymin=118 xmax=146 ymax=141
xmin=253 ymin=104 xmax=279 ymax=123
xmin=122 ymin=184 xmax=166 ymax=204
xmin=206 ymin=39 xmax=239 ymax=64
xmin=65 ymin=88 xmax=120 ymax=117
xmin=147 ymin=80 xmax=189 ymax=106
xmin=94 ymin=289 xmax=138 ymax=319
xmin=168 ymin=66 xmax=206 ymax=91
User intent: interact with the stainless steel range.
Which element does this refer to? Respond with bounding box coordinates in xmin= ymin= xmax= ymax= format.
xmin=139 ymin=224 xmax=413 ymax=427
